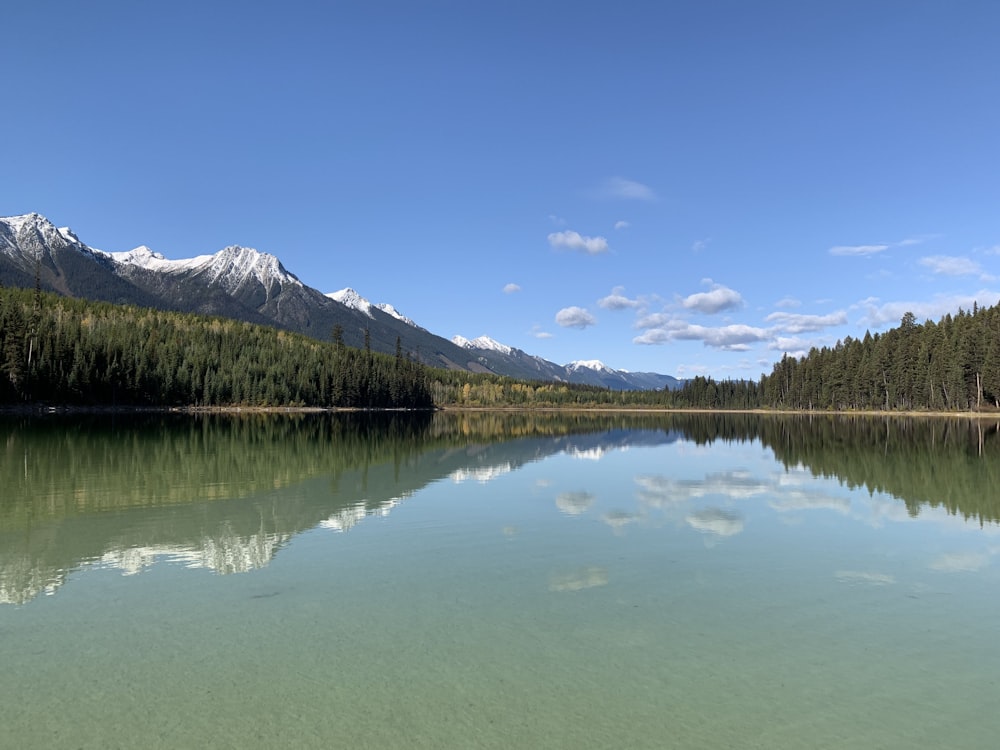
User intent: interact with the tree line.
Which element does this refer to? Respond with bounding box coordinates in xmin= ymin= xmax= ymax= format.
xmin=665 ymin=303 xmax=1000 ymax=411
xmin=3 ymin=282 xmax=999 ymax=412
xmin=0 ymin=286 xmax=433 ymax=408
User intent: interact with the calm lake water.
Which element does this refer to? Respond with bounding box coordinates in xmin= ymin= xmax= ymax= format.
xmin=1 ymin=411 xmax=999 ymax=749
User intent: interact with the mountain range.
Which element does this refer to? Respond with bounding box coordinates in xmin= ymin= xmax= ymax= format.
xmin=0 ymin=212 xmax=680 ymax=390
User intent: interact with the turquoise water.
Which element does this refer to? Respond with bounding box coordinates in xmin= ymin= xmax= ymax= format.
xmin=1 ymin=414 xmax=998 ymax=748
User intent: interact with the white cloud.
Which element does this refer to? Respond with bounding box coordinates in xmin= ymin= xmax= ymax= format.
xmin=634 ymin=322 xmax=770 ymax=350
xmin=597 ymin=286 xmax=640 ymax=310
xmin=919 ymin=255 xmax=988 ymax=278
xmin=774 ymin=296 xmax=801 ymax=308
xmin=692 ymin=238 xmax=710 ymax=253
xmin=830 ymin=235 xmax=937 ymax=257
xmin=502 ymin=282 xmax=521 ymax=294
xmin=768 ymin=336 xmax=813 ymax=358
xmin=673 ymin=323 xmax=770 ymax=349
xmin=829 ymin=244 xmax=890 ymax=256
xmin=555 ymin=306 xmax=597 ymax=329
xmin=681 ymin=280 xmax=744 ymax=314
xmin=614 ymin=220 xmax=629 ymax=230
xmin=548 ymin=214 xmax=567 ymax=226
xmin=898 ymin=234 xmax=941 ymax=247
xmin=675 ymin=363 xmax=711 ymax=377
xmin=633 ymin=329 xmax=671 ymax=345
xmin=766 ymin=310 xmax=848 ymax=334
xmin=598 ymin=177 xmax=656 ymax=201
xmin=548 ymin=230 xmax=609 ymax=255
xmin=634 ymin=311 xmax=675 ymax=329
xmin=529 ymin=324 xmax=553 ymax=339
xmin=858 ymin=291 xmax=1000 ymax=327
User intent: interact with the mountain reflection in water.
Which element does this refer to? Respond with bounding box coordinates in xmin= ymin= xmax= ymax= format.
xmin=2 ymin=411 xmax=999 ymax=604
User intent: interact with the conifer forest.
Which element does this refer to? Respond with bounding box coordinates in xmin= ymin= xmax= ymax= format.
xmin=1 ymin=285 xmax=998 ymax=412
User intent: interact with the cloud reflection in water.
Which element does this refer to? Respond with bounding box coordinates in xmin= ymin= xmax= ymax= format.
xmin=556 ymin=491 xmax=596 ymax=516
xmin=548 ymin=566 xmax=609 ymax=592
xmin=685 ymin=508 xmax=745 ymax=537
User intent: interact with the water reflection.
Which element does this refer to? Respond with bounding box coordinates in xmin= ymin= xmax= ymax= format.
xmin=833 ymin=570 xmax=896 ymax=586
xmin=548 ymin=566 xmax=609 ymax=592
xmin=3 ymin=411 xmax=1000 ymax=604
xmin=685 ymin=508 xmax=745 ymax=537
xmin=98 ymin=530 xmax=289 ymax=576
xmin=555 ymin=491 xmax=595 ymax=516
xmin=601 ymin=510 xmax=642 ymax=535
xmin=634 ymin=471 xmax=770 ymax=506
xmin=450 ymin=464 xmax=513 ymax=483
xmin=928 ymin=551 xmax=994 ymax=573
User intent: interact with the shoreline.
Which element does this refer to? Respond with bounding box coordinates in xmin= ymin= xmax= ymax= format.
xmin=1 ymin=403 xmax=999 ymax=419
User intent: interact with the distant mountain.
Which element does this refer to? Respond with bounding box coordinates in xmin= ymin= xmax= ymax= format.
xmin=565 ymin=359 xmax=682 ymax=391
xmin=452 ymin=336 xmax=682 ymax=391
xmin=0 ymin=212 xmax=680 ymax=388
xmin=451 ymin=334 xmax=569 ymax=381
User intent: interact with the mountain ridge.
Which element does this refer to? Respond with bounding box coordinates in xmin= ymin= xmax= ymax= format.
xmin=0 ymin=212 xmax=680 ymax=390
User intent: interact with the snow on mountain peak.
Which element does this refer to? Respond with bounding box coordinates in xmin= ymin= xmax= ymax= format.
xmin=327 ymin=290 xmax=422 ymax=327
xmin=4 ymin=212 xmax=63 ymax=241
xmin=202 ymin=245 xmax=301 ymax=290
xmin=1 ymin=213 xmax=90 ymax=257
xmin=452 ymin=335 xmax=514 ymax=355
xmin=57 ymin=226 xmax=82 ymax=244
xmin=328 ymin=288 xmax=374 ymax=317
xmin=567 ymin=359 xmax=614 ymax=373
xmin=2 ymin=213 xmax=46 ymax=234
xmin=374 ymin=302 xmax=420 ymax=328
xmin=110 ymin=244 xmax=301 ymax=293
xmin=110 ymin=245 xmax=175 ymax=270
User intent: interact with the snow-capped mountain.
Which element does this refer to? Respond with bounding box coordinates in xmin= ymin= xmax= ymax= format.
xmin=0 ymin=212 xmax=90 ymax=261
xmin=327 ymin=288 xmax=423 ymax=329
xmin=327 ymin=287 xmax=373 ymax=316
xmin=452 ymin=335 xmax=514 ymax=356
xmin=452 ymin=335 xmax=681 ymax=390
xmin=566 ymin=361 xmax=681 ymax=390
xmin=567 ymin=359 xmax=615 ymax=374
xmin=0 ymin=212 xmax=165 ymax=304
xmin=374 ymin=302 xmax=421 ymax=329
xmin=0 ymin=212 xmax=680 ymax=388
xmin=112 ymin=244 xmax=303 ymax=296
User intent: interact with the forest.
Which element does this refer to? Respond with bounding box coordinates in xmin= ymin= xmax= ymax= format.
xmin=2 ymin=283 xmax=999 ymax=412
xmin=667 ymin=304 xmax=1000 ymax=411
xmin=0 ymin=286 xmax=433 ymax=408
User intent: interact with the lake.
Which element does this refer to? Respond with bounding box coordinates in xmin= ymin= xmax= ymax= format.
xmin=1 ymin=411 xmax=998 ymax=748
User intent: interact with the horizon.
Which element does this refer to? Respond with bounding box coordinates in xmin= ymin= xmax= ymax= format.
xmin=4 ymin=2 xmax=999 ymax=379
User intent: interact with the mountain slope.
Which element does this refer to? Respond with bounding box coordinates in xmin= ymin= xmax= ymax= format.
xmin=0 ymin=213 xmax=679 ymax=387
xmin=0 ymin=213 xmax=161 ymax=306
xmin=0 ymin=214 xmax=484 ymax=371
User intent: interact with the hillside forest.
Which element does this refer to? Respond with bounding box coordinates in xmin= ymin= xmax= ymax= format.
xmin=1 ymin=285 xmax=998 ymax=411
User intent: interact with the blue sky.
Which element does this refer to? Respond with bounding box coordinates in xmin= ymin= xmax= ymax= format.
xmin=4 ymin=1 xmax=1000 ymax=378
